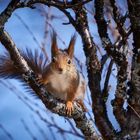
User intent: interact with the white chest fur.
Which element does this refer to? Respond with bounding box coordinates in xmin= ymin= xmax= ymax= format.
xmin=46 ymin=70 xmax=85 ymax=101
xmin=50 ymin=73 xmax=70 ymax=91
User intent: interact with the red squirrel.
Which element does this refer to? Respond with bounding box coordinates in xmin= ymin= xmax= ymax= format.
xmin=0 ymin=33 xmax=87 ymax=115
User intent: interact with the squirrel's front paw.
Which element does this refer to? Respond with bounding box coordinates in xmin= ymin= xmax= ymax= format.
xmin=66 ymin=101 xmax=74 ymax=116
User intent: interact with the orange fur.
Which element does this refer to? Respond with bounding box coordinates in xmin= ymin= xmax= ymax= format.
xmin=40 ymin=33 xmax=86 ymax=115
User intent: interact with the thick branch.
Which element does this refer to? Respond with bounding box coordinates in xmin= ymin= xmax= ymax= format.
xmin=100 ymin=29 xmax=131 ymax=136
xmin=94 ymin=0 xmax=127 ymax=65
xmin=61 ymin=2 xmax=116 ymax=139
xmin=0 ymin=29 xmax=101 ymax=140
xmin=110 ymin=0 xmax=128 ymax=40
xmin=94 ymin=0 xmax=128 ymax=130
xmin=0 ymin=0 xmax=20 ymax=27
xmin=127 ymin=0 xmax=140 ymax=107
xmin=125 ymin=0 xmax=140 ymax=137
xmin=22 ymin=0 xmax=92 ymax=9
xmin=127 ymin=0 xmax=140 ymax=53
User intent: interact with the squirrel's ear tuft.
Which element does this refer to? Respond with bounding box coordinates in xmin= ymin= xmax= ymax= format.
xmin=51 ymin=31 xmax=59 ymax=57
xmin=67 ymin=34 xmax=76 ymax=59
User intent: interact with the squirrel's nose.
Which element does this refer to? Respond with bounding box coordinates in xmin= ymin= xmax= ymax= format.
xmin=58 ymin=68 xmax=63 ymax=72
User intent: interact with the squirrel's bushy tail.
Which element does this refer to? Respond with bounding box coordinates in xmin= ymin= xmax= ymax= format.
xmin=0 ymin=49 xmax=48 ymax=79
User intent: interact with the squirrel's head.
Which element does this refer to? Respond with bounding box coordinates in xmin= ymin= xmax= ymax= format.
xmin=51 ymin=32 xmax=76 ymax=74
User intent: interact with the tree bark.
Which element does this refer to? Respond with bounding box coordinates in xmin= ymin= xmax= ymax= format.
xmin=126 ymin=0 xmax=140 ymax=137
xmin=94 ymin=0 xmax=127 ymax=131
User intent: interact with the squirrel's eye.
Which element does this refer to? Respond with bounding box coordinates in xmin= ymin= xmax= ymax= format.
xmin=67 ymin=59 xmax=71 ymax=64
xmin=52 ymin=57 xmax=56 ymax=63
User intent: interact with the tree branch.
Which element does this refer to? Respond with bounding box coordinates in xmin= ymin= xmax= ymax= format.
xmin=94 ymin=0 xmax=128 ymax=130
xmin=110 ymin=0 xmax=128 ymax=41
xmin=125 ymin=0 xmax=140 ymax=137
xmin=61 ymin=2 xmax=116 ymax=139
xmin=102 ymin=59 xmax=113 ymax=99
xmin=19 ymin=0 xmax=92 ymax=9
xmin=0 ymin=28 xmax=101 ymax=140
xmin=0 ymin=0 xmax=20 ymax=28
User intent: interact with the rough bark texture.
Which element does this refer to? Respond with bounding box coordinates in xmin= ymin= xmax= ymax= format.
xmin=110 ymin=0 xmax=127 ymax=41
xmin=94 ymin=0 xmax=127 ymax=130
xmin=126 ymin=0 xmax=140 ymax=137
xmin=60 ymin=2 xmax=116 ymax=139
xmin=58 ymin=1 xmax=116 ymax=139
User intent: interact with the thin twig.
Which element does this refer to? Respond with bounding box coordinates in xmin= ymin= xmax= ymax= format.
xmin=0 ymin=123 xmax=14 ymax=140
xmin=127 ymin=104 xmax=140 ymax=119
xmin=21 ymin=119 xmax=37 ymax=140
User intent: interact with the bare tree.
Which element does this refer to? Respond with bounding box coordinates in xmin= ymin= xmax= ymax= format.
xmin=0 ymin=0 xmax=139 ymax=140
